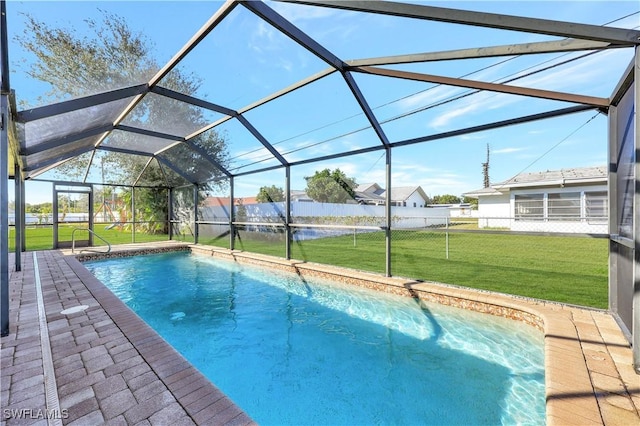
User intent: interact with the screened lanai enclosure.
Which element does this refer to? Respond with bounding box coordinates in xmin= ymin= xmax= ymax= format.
xmin=1 ymin=0 xmax=639 ymax=369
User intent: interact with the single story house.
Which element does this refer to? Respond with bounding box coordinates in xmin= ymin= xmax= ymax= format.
xmin=355 ymin=183 xmax=429 ymax=207
xmin=464 ymin=166 xmax=608 ymax=233
xmin=427 ymin=203 xmax=476 ymax=218
xmin=288 ymin=184 xmax=429 ymax=207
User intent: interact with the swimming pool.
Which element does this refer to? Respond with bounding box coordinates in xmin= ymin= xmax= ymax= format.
xmin=85 ymin=251 xmax=545 ymax=425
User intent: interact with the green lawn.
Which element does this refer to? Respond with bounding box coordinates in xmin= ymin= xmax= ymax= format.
xmin=11 ymin=225 xmax=609 ymax=309
xmin=202 ymin=229 xmax=608 ymax=309
xmin=8 ymin=224 xmax=177 ymax=251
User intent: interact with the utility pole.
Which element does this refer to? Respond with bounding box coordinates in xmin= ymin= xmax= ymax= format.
xmin=482 ymin=144 xmax=490 ymax=188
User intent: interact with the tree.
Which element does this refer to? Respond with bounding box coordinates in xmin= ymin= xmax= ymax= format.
xmin=305 ymin=168 xmax=356 ymax=203
xmin=462 ymin=196 xmax=478 ymax=209
xmin=431 ymin=194 xmax=462 ymax=205
xmin=256 ymin=185 xmax=285 ymax=203
xmin=16 ymin=11 xmax=229 ymax=232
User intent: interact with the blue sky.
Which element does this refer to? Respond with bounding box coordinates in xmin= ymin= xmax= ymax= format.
xmin=5 ymin=0 xmax=639 ymax=203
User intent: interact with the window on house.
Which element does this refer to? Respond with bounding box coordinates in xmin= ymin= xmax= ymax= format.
xmin=586 ymin=191 xmax=608 ymax=221
xmin=548 ymin=192 xmax=581 ymax=220
xmin=515 ymin=194 xmax=543 ymax=220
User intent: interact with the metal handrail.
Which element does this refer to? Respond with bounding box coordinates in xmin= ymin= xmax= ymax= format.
xmin=71 ymin=227 xmax=111 ymax=254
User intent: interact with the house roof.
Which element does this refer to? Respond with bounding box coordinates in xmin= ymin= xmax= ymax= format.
xmin=204 ymin=196 xmax=258 ymax=206
xmin=463 ymin=186 xmax=505 ymax=198
xmin=355 ymin=183 xmax=383 ymax=195
xmin=380 ymin=186 xmax=429 ymax=202
xmin=354 ymin=190 xmax=386 ymax=203
xmin=465 ymin=166 xmax=607 ymax=197
xmin=495 ymin=166 xmax=607 ymax=189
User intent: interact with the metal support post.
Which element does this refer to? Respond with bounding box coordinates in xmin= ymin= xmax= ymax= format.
xmin=633 ymin=46 xmax=640 ymax=372
xmin=131 ymin=186 xmax=136 ymax=243
xmin=168 ymin=188 xmax=174 ymax=240
xmin=14 ymin=164 xmax=22 ymax=271
xmin=385 ymin=147 xmax=392 ymax=277
xmin=20 ymin=174 xmax=25 ymax=251
xmin=0 ymin=96 xmax=8 ymax=337
xmin=230 ymin=177 xmax=235 ymax=250
xmin=285 ymin=166 xmax=291 ymax=259
xmin=1 ymin=0 xmax=10 ymax=335
xmin=193 ymin=184 xmax=199 ymax=244
xmin=88 ymin=185 xmax=94 ymax=246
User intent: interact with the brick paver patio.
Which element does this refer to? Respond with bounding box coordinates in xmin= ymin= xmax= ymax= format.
xmin=1 ymin=245 xmax=254 ymax=425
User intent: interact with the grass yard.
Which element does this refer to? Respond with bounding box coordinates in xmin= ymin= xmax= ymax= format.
xmin=8 ymin=224 xmax=175 ymax=251
xmin=11 ymin=224 xmax=608 ymax=309
xmin=202 ymin=229 xmax=608 ymax=309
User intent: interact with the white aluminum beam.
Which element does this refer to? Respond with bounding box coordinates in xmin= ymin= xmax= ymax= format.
xmin=347 ymin=39 xmax=617 ymax=67
xmin=281 ymin=0 xmax=640 ymax=45
xmin=355 ymin=65 xmax=610 ymax=107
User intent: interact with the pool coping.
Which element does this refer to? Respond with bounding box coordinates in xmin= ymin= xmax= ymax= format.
xmin=185 ymin=244 xmax=640 ymax=425
xmin=3 ymin=242 xmax=639 ymax=424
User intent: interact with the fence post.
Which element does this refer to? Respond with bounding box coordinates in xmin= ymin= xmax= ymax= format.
xmin=446 ymin=217 xmax=449 ymax=260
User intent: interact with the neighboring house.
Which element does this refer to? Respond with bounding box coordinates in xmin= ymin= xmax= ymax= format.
xmin=355 ymin=183 xmax=429 ymax=207
xmin=203 ymin=196 xmax=258 ymax=207
xmin=427 ymin=203 xmax=476 ymax=218
xmin=354 ymin=183 xmax=385 ymax=205
xmin=290 ymin=190 xmax=313 ymax=202
xmin=464 ymin=166 xmax=608 ymax=233
xmin=204 ymin=184 xmax=429 ymax=207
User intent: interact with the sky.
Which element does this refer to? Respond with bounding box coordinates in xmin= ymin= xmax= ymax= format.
xmin=4 ymin=0 xmax=640 ymax=204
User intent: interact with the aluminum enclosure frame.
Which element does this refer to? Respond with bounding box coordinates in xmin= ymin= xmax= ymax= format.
xmin=1 ymin=0 xmax=639 ymax=354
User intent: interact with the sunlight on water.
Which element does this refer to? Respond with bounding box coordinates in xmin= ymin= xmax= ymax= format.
xmin=86 ymin=251 xmax=545 ymax=425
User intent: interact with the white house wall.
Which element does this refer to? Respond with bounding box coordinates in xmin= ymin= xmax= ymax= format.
xmin=473 ymin=184 xmax=608 ymax=233
xmin=402 ymin=191 xmax=427 ymax=208
xmin=477 ymin=193 xmax=511 ymax=228
xmin=509 ymin=184 xmax=608 ymax=233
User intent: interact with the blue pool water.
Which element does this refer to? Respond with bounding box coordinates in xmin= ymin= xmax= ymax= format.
xmin=85 ymin=251 xmax=545 ymax=425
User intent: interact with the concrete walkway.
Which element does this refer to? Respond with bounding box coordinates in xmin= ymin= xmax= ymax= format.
xmin=1 ymin=242 xmax=639 ymax=425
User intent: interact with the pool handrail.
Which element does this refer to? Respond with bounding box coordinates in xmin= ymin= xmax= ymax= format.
xmin=71 ymin=227 xmax=111 ymax=254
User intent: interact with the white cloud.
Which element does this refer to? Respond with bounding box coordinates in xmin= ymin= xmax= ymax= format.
xmin=509 ymin=49 xmax=630 ymax=93
xmin=270 ymin=1 xmax=340 ymax=23
xmin=492 ymin=147 xmax=527 ymax=155
xmin=429 ymin=101 xmax=480 ymax=129
xmin=460 ymin=134 xmax=487 ymax=141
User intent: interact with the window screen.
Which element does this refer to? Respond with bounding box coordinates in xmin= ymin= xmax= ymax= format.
xmin=548 ymin=192 xmax=581 ymax=220
xmin=515 ymin=194 xmax=543 ymax=220
xmin=586 ymin=191 xmax=608 ymax=222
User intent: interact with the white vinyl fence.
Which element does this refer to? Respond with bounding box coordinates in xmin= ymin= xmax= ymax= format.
xmin=199 ymin=202 xmax=450 ymax=240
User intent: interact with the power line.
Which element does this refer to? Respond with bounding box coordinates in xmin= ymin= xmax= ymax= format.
xmin=227 ymin=11 xmax=638 ymax=170
xmin=494 ymin=111 xmax=602 ymax=188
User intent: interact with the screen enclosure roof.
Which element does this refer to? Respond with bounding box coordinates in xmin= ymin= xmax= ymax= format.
xmin=6 ymin=0 xmax=640 ymax=188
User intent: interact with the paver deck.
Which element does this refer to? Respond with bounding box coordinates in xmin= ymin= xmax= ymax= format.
xmin=2 ymin=243 xmax=254 ymax=425
xmin=1 ymin=241 xmax=639 ymax=425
